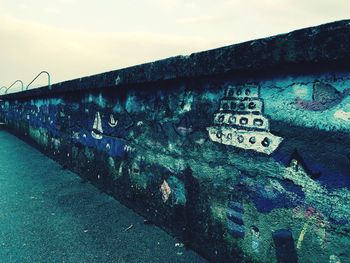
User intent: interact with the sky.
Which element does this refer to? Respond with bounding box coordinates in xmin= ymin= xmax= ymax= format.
xmin=0 ymin=0 xmax=349 ymax=92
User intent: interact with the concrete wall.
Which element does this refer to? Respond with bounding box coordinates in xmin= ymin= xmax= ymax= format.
xmin=1 ymin=20 xmax=350 ymax=262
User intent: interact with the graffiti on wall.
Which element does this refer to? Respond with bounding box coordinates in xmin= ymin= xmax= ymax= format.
xmin=207 ymin=84 xmax=284 ymax=155
xmin=1 ymin=73 xmax=350 ymax=263
xmin=295 ymin=81 xmax=350 ymax=111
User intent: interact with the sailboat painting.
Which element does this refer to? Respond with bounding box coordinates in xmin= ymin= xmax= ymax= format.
xmin=108 ymin=114 xmax=118 ymax=128
xmin=91 ymin=112 xmax=103 ymax=140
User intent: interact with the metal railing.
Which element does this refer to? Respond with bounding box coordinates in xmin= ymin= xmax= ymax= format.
xmin=0 ymin=86 xmax=7 ymax=94
xmin=1 ymin=71 xmax=51 ymax=95
xmin=5 ymin=80 xmax=24 ymax=94
xmin=26 ymin=71 xmax=51 ymax=90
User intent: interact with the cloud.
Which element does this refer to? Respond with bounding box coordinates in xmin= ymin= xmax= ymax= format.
xmin=0 ymin=12 xmax=226 ymax=91
xmin=176 ymin=15 xmax=218 ymax=25
xmin=18 ymin=3 xmax=29 ymax=10
xmin=58 ymin=0 xmax=77 ymax=4
xmin=42 ymin=7 xmax=61 ymax=15
xmin=1 ymin=0 xmax=349 ymax=93
xmin=148 ymin=0 xmax=182 ymax=9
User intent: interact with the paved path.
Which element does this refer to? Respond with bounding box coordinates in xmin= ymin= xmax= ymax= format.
xmin=0 ymin=130 xmax=207 ymax=263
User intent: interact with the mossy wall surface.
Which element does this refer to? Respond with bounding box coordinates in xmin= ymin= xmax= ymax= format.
xmin=1 ymin=20 xmax=350 ymax=263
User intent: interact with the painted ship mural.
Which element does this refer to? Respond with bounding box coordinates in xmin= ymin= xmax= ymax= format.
xmin=207 ymin=84 xmax=283 ymax=155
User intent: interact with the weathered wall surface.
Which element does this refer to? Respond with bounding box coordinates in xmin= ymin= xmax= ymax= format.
xmin=1 ymin=20 xmax=350 ymax=263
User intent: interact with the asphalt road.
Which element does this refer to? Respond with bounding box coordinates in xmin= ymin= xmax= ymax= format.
xmin=0 ymin=130 xmax=207 ymax=263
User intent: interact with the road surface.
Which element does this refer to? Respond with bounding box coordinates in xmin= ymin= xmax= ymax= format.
xmin=0 ymin=130 xmax=207 ymax=263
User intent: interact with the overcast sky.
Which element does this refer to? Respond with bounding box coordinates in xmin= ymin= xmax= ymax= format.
xmin=0 ymin=0 xmax=349 ymax=92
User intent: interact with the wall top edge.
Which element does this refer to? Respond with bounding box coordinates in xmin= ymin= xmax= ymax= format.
xmin=1 ymin=19 xmax=350 ymax=100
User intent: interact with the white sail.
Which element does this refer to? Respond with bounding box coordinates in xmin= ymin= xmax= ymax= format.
xmin=91 ymin=112 xmax=103 ymax=139
xmin=97 ymin=112 xmax=103 ymax=133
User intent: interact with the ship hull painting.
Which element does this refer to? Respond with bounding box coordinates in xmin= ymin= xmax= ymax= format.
xmin=207 ymin=84 xmax=284 ymax=155
xmin=207 ymin=126 xmax=283 ymax=155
